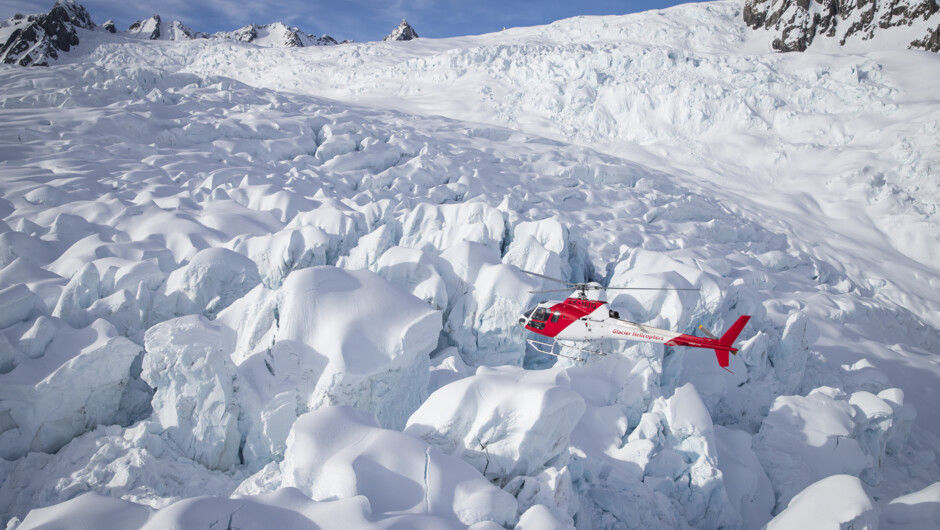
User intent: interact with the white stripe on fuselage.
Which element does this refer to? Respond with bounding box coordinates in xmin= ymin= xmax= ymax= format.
xmin=555 ymin=305 xmax=682 ymax=344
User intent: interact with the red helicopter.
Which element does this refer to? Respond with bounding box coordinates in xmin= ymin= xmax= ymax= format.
xmin=518 ymin=270 xmax=750 ymax=370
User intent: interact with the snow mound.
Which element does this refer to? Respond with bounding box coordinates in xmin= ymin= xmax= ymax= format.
xmin=405 ymin=366 xmax=586 ymax=481
xmin=238 ymin=406 xmax=518 ymax=526
xmin=766 ymin=474 xmax=878 ymax=530
xmin=515 ymin=503 xmax=575 ymax=530
xmin=882 ymin=481 xmax=940 ymax=529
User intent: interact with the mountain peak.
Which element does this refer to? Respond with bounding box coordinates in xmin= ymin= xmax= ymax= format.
xmin=0 ymin=0 xmax=95 ymax=66
xmin=384 ymin=19 xmax=418 ymax=41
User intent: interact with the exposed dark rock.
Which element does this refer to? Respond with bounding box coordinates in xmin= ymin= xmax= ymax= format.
xmin=102 ymin=19 xmax=116 ymax=33
xmin=910 ymin=23 xmax=940 ymax=50
xmin=743 ymin=0 xmax=939 ymax=52
xmin=384 ymin=19 xmax=418 ymax=41
xmin=0 ymin=0 xmax=95 ymax=66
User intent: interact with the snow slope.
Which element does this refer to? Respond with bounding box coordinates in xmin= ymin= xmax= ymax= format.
xmin=0 ymin=0 xmax=937 ymax=528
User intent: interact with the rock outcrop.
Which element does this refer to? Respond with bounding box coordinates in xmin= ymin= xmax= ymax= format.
xmin=743 ymin=0 xmax=940 ymax=51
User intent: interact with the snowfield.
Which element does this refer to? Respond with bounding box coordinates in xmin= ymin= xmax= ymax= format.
xmin=0 ymin=0 xmax=938 ymax=528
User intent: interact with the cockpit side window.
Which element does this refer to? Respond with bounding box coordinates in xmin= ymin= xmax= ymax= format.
xmin=532 ymin=308 xmax=551 ymax=322
xmin=550 ymin=311 xmax=561 ymax=323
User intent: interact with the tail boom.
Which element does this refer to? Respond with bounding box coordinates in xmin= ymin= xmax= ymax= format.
xmin=666 ymin=316 xmax=750 ymax=368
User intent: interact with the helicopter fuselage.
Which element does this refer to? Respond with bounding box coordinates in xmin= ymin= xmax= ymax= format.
xmin=518 ymin=293 xmax=750 ymax=369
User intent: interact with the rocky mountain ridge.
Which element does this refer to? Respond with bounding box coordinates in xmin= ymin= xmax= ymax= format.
xmin=743 ymin=0 xmax=940 ymax=51
xmin=0 ymin=0 xmax=93 ymax=65
xmin=128 ymin=15 xmax=341 ymax=47
xmin=0 ymin=0 xmax=349 ymax=66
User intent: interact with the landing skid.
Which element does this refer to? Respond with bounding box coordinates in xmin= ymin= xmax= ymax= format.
xmin=526 ymin=338 xmax=607 ymax=362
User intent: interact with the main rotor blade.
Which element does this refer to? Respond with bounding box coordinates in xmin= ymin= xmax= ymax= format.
xmin=520 ymin=270 xmax=574 ymax=285
xmin=604 ymin=287 xmax=700 ymax=291
xmin=528 ymin=288 xmax=577 ymax=294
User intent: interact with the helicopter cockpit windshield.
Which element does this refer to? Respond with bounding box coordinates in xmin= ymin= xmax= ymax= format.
xmin=531 ymin=307 xmax=551 ymax=321
xmin=519 ymin=305 xmax=551 ymax=330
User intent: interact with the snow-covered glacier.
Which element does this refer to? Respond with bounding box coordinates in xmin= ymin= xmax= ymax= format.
xmin=1 ymin=0 xmax=938 ymax=528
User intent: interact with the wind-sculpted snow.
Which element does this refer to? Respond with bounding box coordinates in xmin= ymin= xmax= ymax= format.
xmin=765 ymin=474 xmax=878 ymax=530
xmin=405 ymin=366 xmax=586 ymax=481
xmin=0 ymin=1 xmax=938 ymax=527
xmin=219 ymin=267 xmax=441 ymax=438
xmin=237 ymin=406 xmax=518 ymax=526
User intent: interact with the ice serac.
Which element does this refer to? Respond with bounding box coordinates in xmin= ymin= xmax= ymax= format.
xmin=141 ymin=315 xmax=240 ymax=470
xmin=274 ymin=267 xmax=440 ymax=429
xmin=766 ymin=474 xmax=878 ymax=530
xmin=713 ymin=425 xmax=774 ymax=528
xmin=231 ymin=226 xmax=330 ymax=288
xmin=373 ymin=245 xmax=449 ymax=310
xmin=753 ymin=386 xmax=911 ymax=511
xmin=155 ymin=247 xmax=260 ymax=320
xmin=503 ymin=217 xmax=573 ymax=281
xmin=0 ymin=0 xmax=95 ymax=66
xmin=214 ymin=265 xmax=441 ymax=466
xmin=405 ymin=366 xmax=585 ymax=481
xmin=439 ymin=242 xmax=539 ymax=366
xmin=621 ymin=383 xmax=740 ymax=528
xmin=239 ymin=406 xmax=518 ymax=526
xmin=400 ymin=202 xmax=505 ymax=254
xmin=743 ymin=0 xmax=940 ymax=51
xmin=0 ymin=284 xmax=41 ymax=329
xmin=0 ymin=421 xmax=240 ymax=524
xmin=0 ymin=318 xmax=141 ymax=460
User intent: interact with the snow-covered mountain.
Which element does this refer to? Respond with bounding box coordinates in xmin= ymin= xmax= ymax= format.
xmin=0 ymin=0 xmax=342 ymax=61
xmin=125 ymin=14 xmax=206 ymax=41
xmin=0 ymin=0 xmax=94 ymax=65
xmin=214 ymin=22 xmax=338 ymax=47
xmin=384 ymin=19 xmax=419 ymax=41
xmin=0 ymin=0 xmax=938 ymax=529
